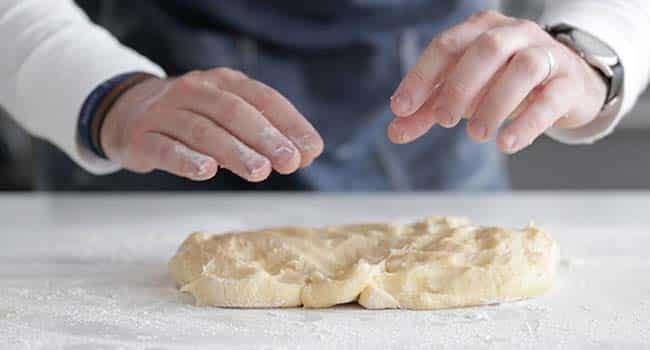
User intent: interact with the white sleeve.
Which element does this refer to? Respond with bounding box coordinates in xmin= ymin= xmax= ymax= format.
xmin=539 ymin=0 xmax=650 ymax=144
xmin=0 ymin=0 xmax=166 ymax=174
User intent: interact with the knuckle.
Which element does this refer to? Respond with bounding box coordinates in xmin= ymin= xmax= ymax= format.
xmin=432 ymin=33 xmax=463 ymax=56
xmin=470 ymin=10 xmax=502 ymax=23
xmin=513 ymin=50 xmax=544 ymax=77
xmin=189 ymin=120 xmax=211 ymax=145
xmin=442 ymin=80 xmax=469 ymax=102
xmin=255 ymin=83 xmax=282 ymax=112
xmin=174 ymin=72 xmax=202 ymax=94
xmin=410 ymin=66 xmax=429 ymax=85
xmin=477 ymin=31 xmax=506 ymax=57
xmin=213 ymin=67 xmax=235 ymax=76
xmin=515 ymin=19 xmax=540 ymax=33
xmin=213 ymin=67 xmax=247 ymax=81
xmin=221 ymin=96 xmax=248 ymax=123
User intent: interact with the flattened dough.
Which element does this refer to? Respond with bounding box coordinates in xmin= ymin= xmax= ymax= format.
xmin=169 ymin=216 xmax=558 ymax=309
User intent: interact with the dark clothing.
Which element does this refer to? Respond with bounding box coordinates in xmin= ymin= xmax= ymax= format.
xmin=36 ymin=0 xmax=508 ymax=191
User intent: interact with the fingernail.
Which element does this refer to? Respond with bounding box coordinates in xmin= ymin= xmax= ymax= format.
xmin=274 ymin=145 xmax=295 ymax=155
xmin=433 ymin=108 xmax=456 ymax=127
xmin=389 ymin=122 xmax=410 ymax=144
xmin=291 ymin=134 xmax=319 ymax=153
xmin=249 ymin=158 xmax=270 ymax=176
xmin=472 ymin=123 xmax=487 ymax=141
xmin=502 ymin=134 xmax=518 ymax=153
xmin=174 ymin=144 xmax=215 ymax=180
xmin=273 ymin=145 xmax=297 ymax=165
xmin=391 ymin=93 xmax=412 ymax=115
xmin=194 ymin=160 xmax=213 ymax=179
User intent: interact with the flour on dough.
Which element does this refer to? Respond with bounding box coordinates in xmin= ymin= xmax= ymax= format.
xmin=169 ymin=216 xmax=558 ymax=309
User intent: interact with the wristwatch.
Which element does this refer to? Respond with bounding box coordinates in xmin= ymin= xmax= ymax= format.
xmin=545 ymin=23 xmax=624 ymax=115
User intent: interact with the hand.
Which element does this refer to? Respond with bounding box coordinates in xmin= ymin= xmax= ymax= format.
xmin=389 ymin=10 xmax=607 ymax=154
xmin=101 ymin=68 xmax=324 ymax=181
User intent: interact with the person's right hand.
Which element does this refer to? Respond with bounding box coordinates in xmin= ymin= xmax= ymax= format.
xmin=100 ymin=68 xmax=324 ymax=182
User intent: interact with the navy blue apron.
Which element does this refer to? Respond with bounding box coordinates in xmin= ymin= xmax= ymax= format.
xmin=36 ymin=0 xmax=508 ymax=191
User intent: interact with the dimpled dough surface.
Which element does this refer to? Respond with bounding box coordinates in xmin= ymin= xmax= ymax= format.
xmin=169 ymin=216 xmax=558 ymax=309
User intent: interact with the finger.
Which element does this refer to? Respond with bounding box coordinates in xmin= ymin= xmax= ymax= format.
xmin=171 ymin=73 xmax=302 ymax=174
xmin=468 ymin=45 xmax=559 ymax=141
xmin=138 ymin=132 xmax=219 ymax=181
xmin=498 ymin=77 xmax=575 ymax=154
xmin=391 ymin=10 xmax=513 ymax=117
xmin=388 ymin=90 xmax=440 ymax=144
xmin=389 ymin=65 xmax=501 ymax=144
xmin=155 ymin=109 xmax=272 ymax=182
xmin=213 ymin=69 xmax=324 ymax=167
xmin=430 ymin=20 xmax=544 ymax=128
xmin=465 ymin=63 xmax=509 ymax=118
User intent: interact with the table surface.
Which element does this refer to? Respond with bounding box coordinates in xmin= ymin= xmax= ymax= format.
xmin=1 ymin=192 xmax=649 ymax=349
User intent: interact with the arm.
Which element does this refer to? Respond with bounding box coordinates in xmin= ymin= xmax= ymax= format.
xmin=0 ymin=0 xmax=165 ymax=174
xmin=0 ymin=1 xmax=323 ymax=181
xmin=540 ymin=0 xmax=650 ymax=144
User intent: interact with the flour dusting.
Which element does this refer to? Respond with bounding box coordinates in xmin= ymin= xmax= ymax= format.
xmin=258 ymin=127 xmax=297 ymax=158
xmin=232 ymin=138 xmax=268 ymax=175
xmin=174 ymin=143 xmax=213 ymax=179
xmin=290 ymin=134 xmax=319 ymax=153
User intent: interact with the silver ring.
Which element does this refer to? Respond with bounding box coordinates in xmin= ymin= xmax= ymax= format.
xmin=542 ymin=48 xmax=556 ymax=85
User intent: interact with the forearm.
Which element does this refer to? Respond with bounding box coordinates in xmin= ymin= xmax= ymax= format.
xmin=540 ymin=0 xmax=650 ymax=144
xmin=0 ymin=0 xmax=165 ymax=174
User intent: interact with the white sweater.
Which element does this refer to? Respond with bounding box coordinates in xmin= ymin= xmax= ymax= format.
xmin=1 ymin=0 xmax=649 ymax=174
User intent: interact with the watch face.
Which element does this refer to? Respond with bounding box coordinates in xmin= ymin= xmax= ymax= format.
xmin=572 ymin=30 xmax=616 ymax=58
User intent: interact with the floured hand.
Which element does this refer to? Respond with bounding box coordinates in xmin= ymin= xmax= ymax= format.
xmin=101 ymin=68 xmax=323 ymax=181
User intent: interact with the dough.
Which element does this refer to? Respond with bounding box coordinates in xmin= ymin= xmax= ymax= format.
xmin=169 ymin=216 xmax=558 ymax=309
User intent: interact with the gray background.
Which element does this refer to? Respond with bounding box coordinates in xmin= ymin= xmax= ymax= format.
xmin=1 ymin=0 xmax=648 ymax=191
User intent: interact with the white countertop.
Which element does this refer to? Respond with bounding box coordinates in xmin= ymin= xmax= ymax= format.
xmin=1 ymin=193 xmax=649 ymax=349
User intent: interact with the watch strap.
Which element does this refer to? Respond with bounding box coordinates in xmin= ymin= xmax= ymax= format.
xmin=544 ymin=23 xmax=623 ymax=111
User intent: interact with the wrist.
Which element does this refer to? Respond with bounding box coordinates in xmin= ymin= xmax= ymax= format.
xmin=544 ymin=23 xmax=623 ymax=120
xmin=78 ymin=72 xmax=155 ymax=159
xmin=584 ymin=61 xmax=609 ymax=114
xmin=100 ymin=76 xmax=162 ymax=161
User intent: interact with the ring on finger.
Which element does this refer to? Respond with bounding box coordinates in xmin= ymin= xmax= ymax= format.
xmin=541 ymin=48 xmax=556 ymax=85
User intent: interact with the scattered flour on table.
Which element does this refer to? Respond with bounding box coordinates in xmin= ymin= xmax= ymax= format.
xmin=0 ymin=276 xmax=556 ymax=350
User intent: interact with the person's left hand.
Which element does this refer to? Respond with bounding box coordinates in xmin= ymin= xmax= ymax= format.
xmin=388 ymin=10 xmax=608 ymax=153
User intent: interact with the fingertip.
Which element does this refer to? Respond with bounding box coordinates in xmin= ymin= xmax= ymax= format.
xmin=171 ymin=142 xmax=218 ymax=181
xmin=273 ymin=146 xmax=301 ymax=175
xmin=466 ymin=120 xmax=489 ymax=143
xmin=310 ymin=135 xmax=325 ymax=160
xmin=247 ymin=167 xmax=272 ymax=183
xmin=497 ymin=132 xmax=518 ymax=154
xmin=300 ymin=158 xmax=315 ymax=169
xmin=245 ymin=157 xmax=272 ymax=182
xmin=387 ymin=120 xmax=411 ymax=144
xmin=291 ymin=133 xmax=324 ymax=167
xmin=190 ymin=158 xmax=219 ymax=181
xmin=390 ymin=93 xmax=414 ymax=117
xmin=434 ymin=107 xmax=460 ymax=128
